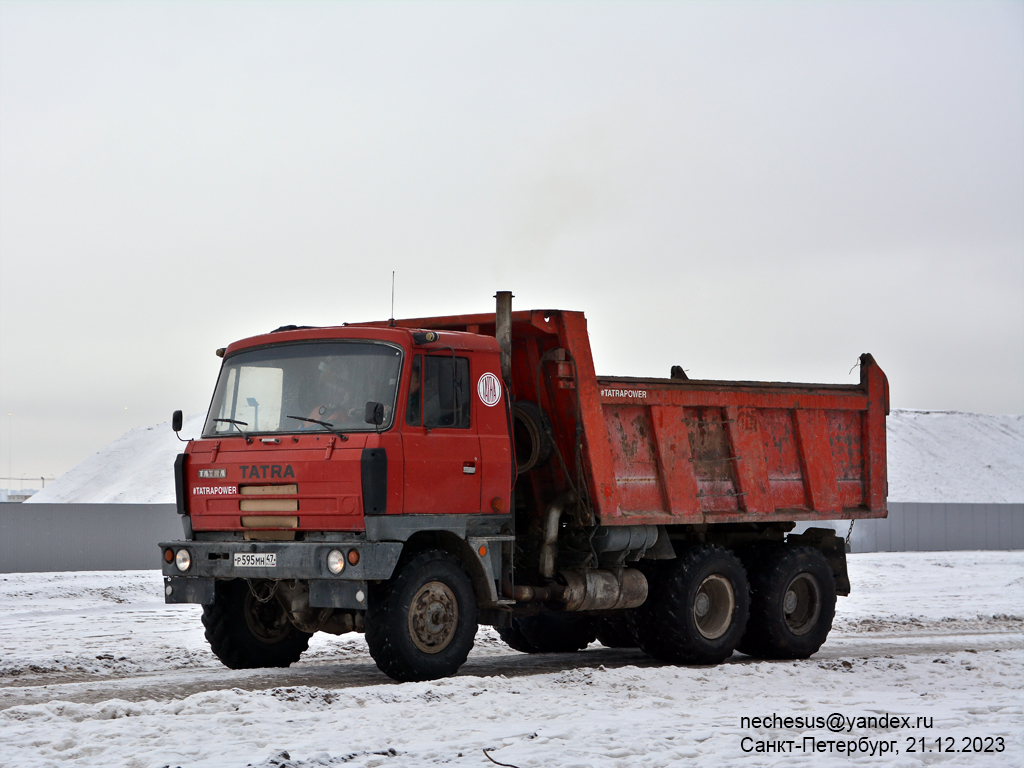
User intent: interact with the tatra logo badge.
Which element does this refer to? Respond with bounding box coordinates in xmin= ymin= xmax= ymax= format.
xmin=477 ymin=372 xmax=501 ymax=407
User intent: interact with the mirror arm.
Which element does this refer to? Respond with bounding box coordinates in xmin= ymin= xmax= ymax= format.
xmin=172 ymin=410 xmax=189 ymax=442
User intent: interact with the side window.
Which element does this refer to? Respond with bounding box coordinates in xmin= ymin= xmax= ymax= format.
xmin=405 ymin=355 xmax=422 ymax=426
xmin=423 ymin=356 xmax=471 ymax=428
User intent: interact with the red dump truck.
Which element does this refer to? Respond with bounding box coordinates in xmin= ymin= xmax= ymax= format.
xmin=161 ymin=293 xmax=888 ymax=682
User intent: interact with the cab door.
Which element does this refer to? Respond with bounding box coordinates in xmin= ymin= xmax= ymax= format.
xmin=401 ymin=353 xmax=482 ymax=514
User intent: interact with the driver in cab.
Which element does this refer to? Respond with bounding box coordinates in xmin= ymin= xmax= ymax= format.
xmin=307 ymin=357 xmax=362 ymax=426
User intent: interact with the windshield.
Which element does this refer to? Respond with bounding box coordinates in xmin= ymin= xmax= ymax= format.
xmin=203 ymin=341 xmax=403 ymax=437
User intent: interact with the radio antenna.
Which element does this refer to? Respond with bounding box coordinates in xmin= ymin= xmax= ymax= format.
xmin=389 ymin=271 xmax=395 ymax=327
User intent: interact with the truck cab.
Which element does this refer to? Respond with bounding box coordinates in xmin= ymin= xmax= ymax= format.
xmin=164 ymin=324 xmax=515 ymax=682
xmin=182 ymin=325 xmax=511 ymax=539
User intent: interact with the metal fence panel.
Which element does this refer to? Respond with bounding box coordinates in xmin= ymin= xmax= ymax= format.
xmin=2 ymin=502 xmax=1022 ymax=573
xmin=796 ymin=503 xmax=1022 ymax=553
xmin=0 ymin=503 xmax=181 ymax=573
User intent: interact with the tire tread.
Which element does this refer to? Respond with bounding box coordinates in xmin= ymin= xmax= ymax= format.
xmin=628 ymin=545 xmax=749 ymax=665
xmin=741 ymin=545 xmax=836 ymax=660
xmin=201 ymin=580 xmax=310 ymax=669
xmin=365 ymin=550 xmax=477 ymax=682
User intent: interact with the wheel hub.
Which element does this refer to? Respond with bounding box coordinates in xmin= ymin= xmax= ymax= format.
xmin=243 ymin=585 xmax=291 ymax=644
xmin=408 ymin=581 xmax=458 ymax=654
xmin=693 ymin=574 xmax=735 ymax=640
xmin=783 ymin=573 xmax=822 ymax=636
xmin=783 ymin=589 xmax=798 ymax=614
xmin=694 ymin=592 xmax=711 ymax=617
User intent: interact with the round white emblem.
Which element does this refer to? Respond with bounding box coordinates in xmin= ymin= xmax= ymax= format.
xmin=477 ymin=372 xmax=502 ymax=407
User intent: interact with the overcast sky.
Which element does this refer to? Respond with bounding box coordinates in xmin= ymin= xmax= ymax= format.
xmin=1 ymin=1 xmax=1022 ymax=484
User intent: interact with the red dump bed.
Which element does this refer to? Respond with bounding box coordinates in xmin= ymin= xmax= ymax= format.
xmin=356 ymin=309 xmax=889 ymax=527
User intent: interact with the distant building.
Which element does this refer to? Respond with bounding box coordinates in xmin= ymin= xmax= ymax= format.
xmin=0 ymin=489 xmax=38 ymax=503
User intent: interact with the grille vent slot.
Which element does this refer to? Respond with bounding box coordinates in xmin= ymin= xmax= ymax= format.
xmin=240 ymin=484 xmax=297 ymax=496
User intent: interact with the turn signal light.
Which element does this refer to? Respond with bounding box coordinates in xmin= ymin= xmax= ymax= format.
xmin=347 ymin=549 xmax=360 ymax=566
xmin=164 ymin=548 xmax=174 ymax=563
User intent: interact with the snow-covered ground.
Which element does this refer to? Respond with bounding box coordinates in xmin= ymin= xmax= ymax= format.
xmin=27 ymin=410 xmax=1024 ymax=505
xmin=2 ymin=551 xmax=1021 ymax=767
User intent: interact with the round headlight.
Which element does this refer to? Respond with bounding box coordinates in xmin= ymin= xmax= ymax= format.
xmin=174 ymin=548 xmax=191 ymax=572
xmin=327 ymin=549 xmax=345 ymax=574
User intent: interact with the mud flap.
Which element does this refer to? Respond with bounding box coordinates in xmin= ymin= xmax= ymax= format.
xmin=467 ymin=536 xmax=516 ymax=605
xmin=309 ymin=579 xmax=369 ymax=610
xmin=164 ymin=576 xmax=215 ymax=604
xmin=786 ymin=527 xmax=851 ymax=596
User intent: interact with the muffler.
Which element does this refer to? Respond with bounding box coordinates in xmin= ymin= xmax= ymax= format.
xmin=559 ymin=568 xmax=648 ymax=611
xmin=513 ymin=567 xmax=648 ymax=611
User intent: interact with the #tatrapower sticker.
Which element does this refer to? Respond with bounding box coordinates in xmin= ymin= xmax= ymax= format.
xmin=477 ymin=372 xmax=502 ymax=407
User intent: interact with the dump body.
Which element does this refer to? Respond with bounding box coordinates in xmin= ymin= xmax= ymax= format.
xmin=356 ymin=309 xmax=889 ymax=528
xmin=593 ymin=368 xmax=889 ymax=524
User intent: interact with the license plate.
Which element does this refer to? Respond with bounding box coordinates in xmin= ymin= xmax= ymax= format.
xmin=233 ymin=553 xmax=277 ymax=568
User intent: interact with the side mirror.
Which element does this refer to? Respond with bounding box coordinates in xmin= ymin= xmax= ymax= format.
xmin=364 ymin=401 xmax=384 ymax=426
xmin=172 ymin=410 xmax=183 ymax=432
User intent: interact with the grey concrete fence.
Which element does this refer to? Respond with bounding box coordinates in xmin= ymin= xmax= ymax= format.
xmin=835 ymin=502 xmax=1024 ymax=554
xmin=1 ymin=503 xmax=181 ymax=573
xmin=1 ymin=502 xmax=1022 ymax=573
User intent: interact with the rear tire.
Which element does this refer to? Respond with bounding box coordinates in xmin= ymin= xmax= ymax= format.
xmin=496 ymin=621 xmax=539 ymax=653
xmin=365 ymin=550 xmax=478 ymax=682
xmin=596 ymin=616 xmax=638 ymax=649
xmin=499 ymin=611 xmax=597 ymax=653
xmin=740 ymin=546 xmax=836 ymax=659
xmin=735 ymin=543 xmax=783 ymax=657
xmin=201 ymin=579 xmax=311 ymax=669
xmin=628 ymin=545 xmax=749 ymax=665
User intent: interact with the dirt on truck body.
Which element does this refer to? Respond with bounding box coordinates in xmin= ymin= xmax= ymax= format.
xmin=161 ymin=292 xmax=888 ymax=681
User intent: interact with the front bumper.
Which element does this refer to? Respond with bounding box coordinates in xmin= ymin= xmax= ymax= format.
xmin=159 ymin=539 xmax=403 ymax=607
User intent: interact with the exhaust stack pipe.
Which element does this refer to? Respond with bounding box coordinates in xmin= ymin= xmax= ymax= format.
xmin=495 ymin=291 xmax=513 ymax=385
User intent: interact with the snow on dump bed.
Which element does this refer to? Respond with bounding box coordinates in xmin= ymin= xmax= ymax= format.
xmin=28 ymin=409 xmax=1024 ymax=504
xmin=1 ymin=552 xmax=1022 ymax=767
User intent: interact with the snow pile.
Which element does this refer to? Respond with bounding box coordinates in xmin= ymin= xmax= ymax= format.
xmin=28 ymin=409 xmax=1023 ymax=505
xmin=887 ymin=410 xmax=1023 ymax=503
xmin=26 ymin=414 xmax=204 ymax=504
xmin=1 ymin=552 xmax=1021 ymax=767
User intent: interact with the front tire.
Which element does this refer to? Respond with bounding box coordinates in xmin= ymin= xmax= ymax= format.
xmin=201 ymin=579 xmax=311 ymax=669
xmin=628 ymin=545 xmax=749 ymax=665
xmin=740 ymin=546 xmax=836 ymax=659
xmin=365 ymin=550 xmax=478 ymax=682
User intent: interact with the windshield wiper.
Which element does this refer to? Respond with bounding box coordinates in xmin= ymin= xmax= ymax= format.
xmin=212 ymin=418 xmax=253 ymax=444
xmin=286 ymin=415 xmax=349 ymax=441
